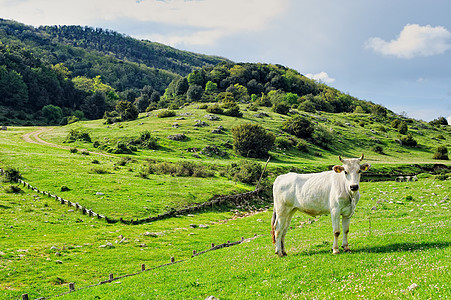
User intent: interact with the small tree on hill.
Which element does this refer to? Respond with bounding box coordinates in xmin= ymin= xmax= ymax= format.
xmin=232 ymin=123 xmax=275 ymax=158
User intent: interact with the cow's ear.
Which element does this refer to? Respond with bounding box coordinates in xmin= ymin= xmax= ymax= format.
xmin=360 ymin=163 xmax=371 ymax=172
xmin=333 ymin=165 xmax=344 ymax=173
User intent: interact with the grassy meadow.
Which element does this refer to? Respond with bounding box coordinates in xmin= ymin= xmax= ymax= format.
xmin=0 ymin=104 xmax=450 ymax=299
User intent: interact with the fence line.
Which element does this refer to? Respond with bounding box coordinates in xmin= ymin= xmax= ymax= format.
xmin=21 ymin=234 xmax=262 ymax=300
xmin=0 ymin=167 xmax=265 ymax=225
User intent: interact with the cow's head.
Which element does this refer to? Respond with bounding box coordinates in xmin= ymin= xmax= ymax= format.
xmin=333 ymin=154 xmax=371 ymax=192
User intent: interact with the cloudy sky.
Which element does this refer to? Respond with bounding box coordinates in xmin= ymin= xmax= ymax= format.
xmin=1 ymin=0 xmax=451 ymax=122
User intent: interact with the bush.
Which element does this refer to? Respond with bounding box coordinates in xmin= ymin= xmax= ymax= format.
xmin=2 ymin=167 xmax=21 ymax=182
xmin=206 ymin=104 xmax=224 ymax=114
xmin=4 ymin=185 xmax=23 ymax=193
xmin=65 ymin=128 xmax=92 ymax=143
xmin=133 ymin=131 xmax=158 ymax=149
xmin=399 ymin=134 xmax=417 ymax=147
xmin=143 ymin=161 xmax=214 ymax=178
xmin=89 ymin=167 xmax=109 ymax=174
xmin=372 ymin=145 xmax=384 ymax=154
xmin=311 ymin=126 xmax=334 ymax=149
xmin=70 ymin=147 xmax=78 ymax=153
xmin=296 ymin=140 xmax=309 ymax=152
xmin=226 ymin=160 xmax=264 ymax=185
xmin=232 ymin=123 xmax=275 ymax=158
xmin=275 ymin=137 xmax=293 ymax=150
xmin=157 ymin=110 xmax=176 ymax=118
xmin=282 ymin=116 xmax=314 ymax=139
xmin=398 ymin=121 xmax=408 ymax=134
xmin=433 ymin=146 xmax=449 ymax=160
xmin=272 ymin=102 xmax=290 ymax=115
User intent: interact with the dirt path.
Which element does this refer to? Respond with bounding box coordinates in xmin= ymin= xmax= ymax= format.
xmin=22 ymin=127 xmax=113 ymax=157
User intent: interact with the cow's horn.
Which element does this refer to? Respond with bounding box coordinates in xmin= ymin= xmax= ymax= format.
xmin=339 ymin=156 xmax=344 ymax=163
xmin=359 ymin=154 xmax=364 ymax=161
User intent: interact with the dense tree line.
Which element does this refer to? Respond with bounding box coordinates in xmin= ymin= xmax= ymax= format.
xmin=0 ymin=19 xmax=227 ymax=95
xmin=163 ymin=62 xmax=374 ymax=114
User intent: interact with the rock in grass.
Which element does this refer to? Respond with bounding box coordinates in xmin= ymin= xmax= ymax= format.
xmin=407 ymin=283 xmax=418 ymax=291
xmin=205 ymin=296 xmax=219 ymax=300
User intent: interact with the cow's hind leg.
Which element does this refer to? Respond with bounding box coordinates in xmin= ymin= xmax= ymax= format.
xmin=341 ymin=217 xmax=351 ymax=252
xmin=274 ymin=208 xmax=295 ymax=256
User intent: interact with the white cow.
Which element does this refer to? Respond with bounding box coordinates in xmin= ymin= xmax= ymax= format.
xmin=271 ymin=155 xmax=371 ymax=256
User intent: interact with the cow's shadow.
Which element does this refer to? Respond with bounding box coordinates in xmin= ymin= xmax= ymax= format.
xmin=291 ymin=241 xmax=451 ymax=256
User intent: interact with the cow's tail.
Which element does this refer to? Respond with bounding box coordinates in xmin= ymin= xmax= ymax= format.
xmin=271 ymin=209 xmax=276 ymax=244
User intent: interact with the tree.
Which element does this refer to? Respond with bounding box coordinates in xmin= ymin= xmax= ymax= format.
xmin=115 ymin=100 xmax=138 ymax=121
xmin=186 ymin=85 xmax=204 ymax=102
xmin=80 ymin=90 xmax=107 ymax=119
xmin=0 ymin=66 xmax=29 ymax=107
xmin=232 ymin=123 xmax=275 ymax=158
xmin=41 ymin=104 xmax=62 ymax=124
xmin=205 ymin=81 xmax=218 ymax=93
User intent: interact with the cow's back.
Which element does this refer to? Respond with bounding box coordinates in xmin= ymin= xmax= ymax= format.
xmin=273 ymin=172 xmax=313 ymax=208
xmin=274 ymin=171 xmax=335 ymax=216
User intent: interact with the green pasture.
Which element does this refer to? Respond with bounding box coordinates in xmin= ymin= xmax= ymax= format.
xmin=0 ymin=105 xmax=450 ymax=299
xmin=1 ymin=178 xmax=449 ymax=299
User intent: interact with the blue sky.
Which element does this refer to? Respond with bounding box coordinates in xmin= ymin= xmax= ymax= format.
xmin=1 ymin=0 xmax=451 ymax=122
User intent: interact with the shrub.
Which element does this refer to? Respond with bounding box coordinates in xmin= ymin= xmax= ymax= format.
xmin=70 ymin=147 xmax=78 ymax=154
xmin=433 ymin=146 xmax=449 ymax=160
xmin=311 ymin=126 xmax=334 ymax=149
xmin=2 ymin=167 xmax=21 ymax=182
xmin=272 ymin=102 xmax=290 ymax=115
xmin=91 ymin=159 xmax=100 ymax=164
xmin=157 ymin=110 xmax=176 ymax=118
xmin=144 ymin=161 xmax=214 ymax=178
xmin=402 ymin=135 xmax=417 ymax=146
xmin=226 ymin=160 xmax=264 ymax=185
xmin=398 ymin=121 xmax=408 ymax=134
xmin=275 ymin=137 xmax=293 ymax=150
xmin=65 ymin=128 xmax=92 ymax=143
xmin=133 ymin=131 xmax=158 ymax=149
xmin=372 ymin=145 xmax=384 ymax=154
xmin=90 ymin=167 xmax=109 ymax=174
xmin=116 ymin=100 xmax=139 ymax=121
xmin=399 ymin=134 xmax=417 ymax=147
xmin=391 ymin=119 xmax=401 ymax=129
xmin=4 ymin=185 xmax=23 ymax=193
xmin=60 ymin=186 xmax=70 ymax=192
xmin=296 ymin=140 xmax=309 ymax=152
xmin=282 ymin=116 xmax=314 ymax=139
xmin=206 ymin=104 xmax=224 ymax=114
xmin=232 ymin=123 xmax=275 ymax=158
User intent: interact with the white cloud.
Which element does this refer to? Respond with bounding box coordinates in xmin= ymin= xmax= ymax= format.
xmin=448 ymin=116 xmax=451 ymax=125
xmin=305 ymin=72 xmax=335 ymax=84
xmin=0 ymin=0 xmax=288 ymax=46
xmin=365 ymin=24 xmax=451 ymax=59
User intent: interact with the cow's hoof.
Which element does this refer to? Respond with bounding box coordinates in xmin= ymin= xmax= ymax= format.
xmin=342 ymin=245 xmax=351 ymax=252
xmin=332 ymin=249 xmax=340 ymax=255
xmin=276 ymin=251 xmax=287 ymax=257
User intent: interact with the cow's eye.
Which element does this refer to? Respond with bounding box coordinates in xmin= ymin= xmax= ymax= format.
xmin=344 ymin=171 xmax=348 ymax=175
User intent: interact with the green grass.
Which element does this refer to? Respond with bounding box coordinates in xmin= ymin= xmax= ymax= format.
xmin=0 ymin=104 xmax=450 ymax=299
xmin=1 ymin=179 xmax=449 ymax=299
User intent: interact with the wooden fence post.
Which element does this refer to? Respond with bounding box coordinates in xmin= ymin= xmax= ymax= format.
xmin=69 ymin=282 xmax=75 ymax=292
xmin=170 ymin=257 xmax=175 ymax=263
xmin=192 ymin=250 xmax=197 ymax=255
xmin=22 ymin=294 xmax=28 ymax=300
xmin=141 ymin=264 xmax=146 ymax=271
xmin=109 ymin=273 xmax=114 ymax=281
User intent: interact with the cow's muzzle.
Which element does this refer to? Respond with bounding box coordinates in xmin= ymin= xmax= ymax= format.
xmin=350 ymin=185 xmax=359 ymax=191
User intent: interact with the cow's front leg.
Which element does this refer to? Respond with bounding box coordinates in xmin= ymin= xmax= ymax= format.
xmin=341 ymin=216 xmax=351 ymax=252
xmin=331 ymin=210 xmax=340 ymax=254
